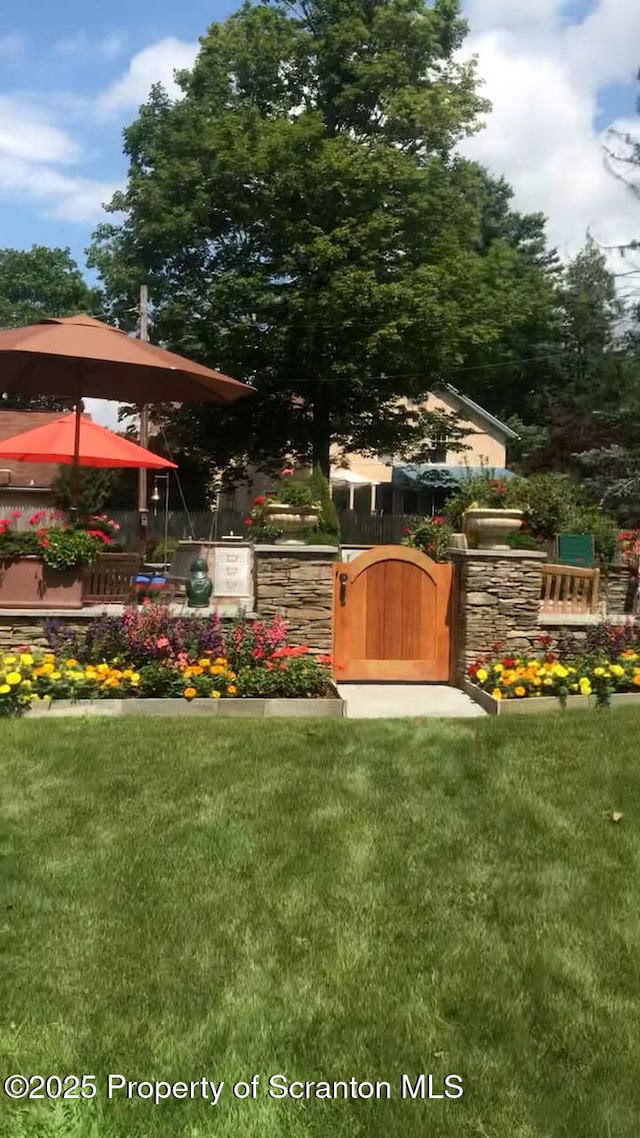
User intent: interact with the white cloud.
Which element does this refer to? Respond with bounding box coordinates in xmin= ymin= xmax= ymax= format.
xmin=98 ymin=37 xmax=197 ymax=117
xmin=461 ymin=0 xmax=640 ymax=257
xmin=0 ymin=95 xmax=80 ymax=165
xmin=54 ymin=32 xmax=125 ymax=61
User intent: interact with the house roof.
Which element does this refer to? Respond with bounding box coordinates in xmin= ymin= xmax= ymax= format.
xmin=435 ymin=383 xmax=519 ymax=440
xmin=0 ymin=409 xmax=91 ymax=488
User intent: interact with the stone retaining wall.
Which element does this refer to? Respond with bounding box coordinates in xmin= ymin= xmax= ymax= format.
xmin=254 ymin=548 xmax=336 ymax=654
xmin=450 ymin=549 xmax=547 ymax=681
xmin=0 ymin=546 xmax=337 ymax=656
xmin=0 ymin=616 xmax=87 ymax=652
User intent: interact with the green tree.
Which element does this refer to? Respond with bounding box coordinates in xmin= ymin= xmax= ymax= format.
xmin=0 ymin=245 xmax=100 ymax=410
xmin=89 ymin=0 xmax=557 ymax=477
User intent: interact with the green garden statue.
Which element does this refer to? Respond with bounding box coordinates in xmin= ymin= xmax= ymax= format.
xmin=185 ymin=558 xmax=213 ymax=608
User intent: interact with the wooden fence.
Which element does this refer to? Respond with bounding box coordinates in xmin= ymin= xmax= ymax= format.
xmin=540 ymin=563 xmax=601 ymax=615
xmin=106 ymin=509 xmax=413 ymax=549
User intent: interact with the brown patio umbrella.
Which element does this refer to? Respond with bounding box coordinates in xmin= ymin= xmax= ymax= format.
xmin=0 ymin=313 xmax=252 ymax=508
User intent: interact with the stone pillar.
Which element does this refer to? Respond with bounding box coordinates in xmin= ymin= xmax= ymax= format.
xmin=449 ymin=549 xmax=547 ymax=684
xmin=254 ymin=545 xmax=338 ymax=655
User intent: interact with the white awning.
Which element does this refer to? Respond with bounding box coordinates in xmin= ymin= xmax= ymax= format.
xmin=330 ymin=469 xmax=380 ymax=486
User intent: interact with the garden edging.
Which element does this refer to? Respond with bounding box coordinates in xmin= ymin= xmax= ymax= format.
xmin=463 ymin=679 xmax=640 ymax=715
xmin=24 ymin=695 xmax=345 ymax=718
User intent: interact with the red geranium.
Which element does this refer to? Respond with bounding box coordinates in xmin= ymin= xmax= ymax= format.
xmin=253 ymin=496 xmax=266 ymax=506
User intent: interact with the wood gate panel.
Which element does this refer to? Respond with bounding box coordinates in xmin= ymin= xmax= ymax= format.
xmin=332 ymin=546 xmax=452 ymax=682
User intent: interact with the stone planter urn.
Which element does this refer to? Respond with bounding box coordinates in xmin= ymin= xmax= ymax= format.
xmin=263 ymin=502 xmax=321 ymax=544
xmin=0 ymin=556 xmax=84 ymax=609
xmin=463 ymin=508 xmax=523 ymax=551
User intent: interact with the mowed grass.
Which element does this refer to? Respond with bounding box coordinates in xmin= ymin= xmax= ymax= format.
xmin=3 ymin=711 xmax=640 ymax=1137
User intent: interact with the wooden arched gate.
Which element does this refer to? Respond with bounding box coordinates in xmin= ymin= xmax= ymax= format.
xmin=332 ymin=546 xmax=453 ymax=682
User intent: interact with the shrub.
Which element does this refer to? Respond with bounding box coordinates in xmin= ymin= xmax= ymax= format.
xmin=225 ymin=614 xmax=289 ymax=671
xmin=45 ymin=604 xmax=224 ymax=666
xmin=307 ymin=466 xmax=340 ymax=538
xmin=403 ymin=516 xmax=453 ymax=561
xmin=236 ymin=650 xmax=334 ymax=698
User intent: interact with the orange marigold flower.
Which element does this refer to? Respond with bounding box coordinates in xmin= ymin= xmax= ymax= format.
xmin=183 ymin=687 xmax=197 ymax=700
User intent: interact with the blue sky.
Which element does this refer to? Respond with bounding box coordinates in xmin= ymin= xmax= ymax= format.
xmin=0 ymin=0 xmax=638 ymax=268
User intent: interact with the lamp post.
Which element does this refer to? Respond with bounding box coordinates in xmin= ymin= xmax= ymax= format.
xmin=151 ymin=473 xmax=170 ymax=570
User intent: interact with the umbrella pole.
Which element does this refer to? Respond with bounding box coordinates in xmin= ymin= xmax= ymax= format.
xmin=70 ymin=401 xmax=82 ymax=519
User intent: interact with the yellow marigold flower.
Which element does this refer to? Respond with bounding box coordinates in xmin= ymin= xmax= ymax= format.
xmin=50 ymin=671 xmax=61 ymax=681
xmin=533 ymin=677 xmax=542 ymax=687
xmin=476 ymin=668 xmax=488 ymax=683
xmin=20 ymin=680 xmax=32 ymax=689
xmin=41 ymin=662 xmax=54 ymax=675
xmin=579 ymin=678 xmax=592 ymax=695
xmin=20 ymin=653 xmax=34 ymax=666
xmin=122 ymin=669 xmax=133 ymax=680
xmin=227 ymin=685 xmax=237 ymax=695
xmin=32 ymin=666 xmax=45 ymax=677
xmin=514 ymin=686 xmax=526 ymax=697
xmin=96 ymin=663 xmax=109 ymax=675
xmin=593 ymin=667 xmax=606 ymax=677
xmin=491 ymin=688 xmax=503 ymax=700
xmin=633 ymin=675 xmax=640 ymax=688
xmin=211 ymin=665 xmax=225 ymax=676
xmin=65 ymin=658 xmax=78 ymax=668
xmin=184 ymin=687 xmax=197 ymax=700
xmin=543 ymin=677 xmax=553 ymax=686
xmin=214 ymin=657 xmax=227 ymax=666
xmin=226 ymin=670 xmax=236 ymax=681
xmin=493 ymin=663 xmax=504 ymax=674
xmin=610 ymin=664 xmax=624 ymax=677
xmin=552 ymin=664 xmax=568 ymax=678
xmin=198 ymin=658 xmax=211 ymax=668
xmin=209 ymin=689 xmax=221 ymax=699
xmin=6 ymin=671 xmax=21 ymax=685
xmin=130 ymin=673 xmax=140 ymax=685
xmin=42 ymin=653 xmax=55 ymax=663
xmin=3 ymin=655 xmax=17 ymax=665
xmin=0 ymin=683 xmax=10 ymax=694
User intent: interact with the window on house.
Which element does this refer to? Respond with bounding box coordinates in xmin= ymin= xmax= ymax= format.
xmin=424 ymin=440 xmax=447 ymax=463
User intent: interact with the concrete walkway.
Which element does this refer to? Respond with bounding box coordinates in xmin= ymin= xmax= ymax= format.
xmin=336 ymin=684 xmax=486 ymax=719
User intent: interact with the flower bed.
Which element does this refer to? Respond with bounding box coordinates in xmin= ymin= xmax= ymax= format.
xmin=466 ymin=635 xmax=640 ymax=711
xmin=0 ymin=607 xmax=337 ymax=716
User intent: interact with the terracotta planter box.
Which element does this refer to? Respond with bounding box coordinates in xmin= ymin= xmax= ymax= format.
xmin=463 ymin=680 xmax=640 ymax=716
xmin=24 ymin=696 xmax=345 ymax=719
xmin=0 ymin=556 xmax=84 ymax=609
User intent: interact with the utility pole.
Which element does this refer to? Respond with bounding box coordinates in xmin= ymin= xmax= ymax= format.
xmin=138 ymin=285 xmax=149 ymax=551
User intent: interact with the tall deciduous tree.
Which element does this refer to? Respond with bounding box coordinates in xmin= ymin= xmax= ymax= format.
xmin=89 ymin=0 xmax=556 ymax=476
xmin=0 ymin=245 xmax=99 ymax=410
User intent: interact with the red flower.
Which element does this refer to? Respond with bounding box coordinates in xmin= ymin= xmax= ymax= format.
xmin=244 ymin=517 xmax=252 ymax=526
xmin=11 ymin=510 xmax=21 ymax=518
xmin=281 ymin=467 xmax=293 ymax=476
xmin=39 ymin=538 xmax=50 ymax=548
xmin=316 ymin=654 xmax=332 ymax=665
xmin=253 ymin=496 xmax=266 ymax=507
xmin=502 ymin=657 xmax=516 ymax=668
xmin=433 ymin=516 xmax=444 ymax=525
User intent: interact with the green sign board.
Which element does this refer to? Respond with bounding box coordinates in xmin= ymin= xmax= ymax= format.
xmin=557 ymin=533 xmax=595 ymax=568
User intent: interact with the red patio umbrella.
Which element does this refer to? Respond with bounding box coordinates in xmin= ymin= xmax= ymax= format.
xmin=0 ymin=413 xmax=177 ymax=470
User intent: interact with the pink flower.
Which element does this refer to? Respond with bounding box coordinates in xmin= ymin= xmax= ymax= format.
xmin=156 ymin=637 xmax=169 ymax=649
xmin=281 ymin=467 xmax=293 ymax=476
xmin=11 ymin=510 xmax=21 ymax=518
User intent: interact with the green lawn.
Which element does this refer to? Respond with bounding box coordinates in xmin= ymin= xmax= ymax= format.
xmin=3 ymin=711 xmax=640 ymax=1137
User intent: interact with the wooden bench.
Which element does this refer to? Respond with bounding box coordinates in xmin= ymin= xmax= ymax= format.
xmin=540 ymin=563 xmax=601 ymax=615
xmin=83 ymin=553 xmax=144 ymax=604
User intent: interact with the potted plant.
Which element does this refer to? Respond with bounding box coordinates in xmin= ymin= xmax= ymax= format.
xmin=402 ymin=516 xmax=453 ymax=561
xmin=447 ymin=476 xmax=523 ymax=550
xmin=246 ymin=468 xmax=321 ymax=544
xmin=0 ymin=511 xmax=107 ymax=608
